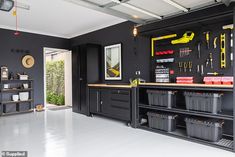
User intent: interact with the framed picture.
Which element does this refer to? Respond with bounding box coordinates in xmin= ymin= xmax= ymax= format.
xmin=104 ymin=43 xmax=122 ymax=80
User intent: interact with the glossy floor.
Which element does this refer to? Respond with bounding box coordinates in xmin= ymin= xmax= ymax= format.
xmin=0 ymin=109 xmax=234 ymax=157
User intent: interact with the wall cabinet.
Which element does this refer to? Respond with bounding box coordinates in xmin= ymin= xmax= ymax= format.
xmin=88 ymin=85 xmax=136 ymax=126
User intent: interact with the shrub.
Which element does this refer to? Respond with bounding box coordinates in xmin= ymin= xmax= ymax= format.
xmin=46 ymin=60 xmax=65 ymax=106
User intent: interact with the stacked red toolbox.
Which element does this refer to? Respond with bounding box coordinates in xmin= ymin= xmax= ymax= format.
xmin=176 ymin=77 xmax=194 ymax=84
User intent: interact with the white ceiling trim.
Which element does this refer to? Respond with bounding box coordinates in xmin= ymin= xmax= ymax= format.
xmin=0 ymin=24 xmax=70 ymax=39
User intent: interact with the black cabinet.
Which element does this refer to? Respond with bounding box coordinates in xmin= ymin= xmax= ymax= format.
xmin=72 ymin=44 xmax=101 ymax=115
xmin=88 ymin=86 xmax=136 ymax=125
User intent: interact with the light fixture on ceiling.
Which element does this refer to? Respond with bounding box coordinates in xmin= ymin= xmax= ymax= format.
xmin=163 ymin=0 xmax=189 ymax=12
xmin=111 ymin=0 xmax=162 ymax=19
xmin=133 ymin=26 xmax=138 ymax=37
xmin=0 ymin=0 xmax=14 ymax=12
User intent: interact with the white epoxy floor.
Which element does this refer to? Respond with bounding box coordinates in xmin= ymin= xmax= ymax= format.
xmin=0 ymin=109 xmax=234 ymax=157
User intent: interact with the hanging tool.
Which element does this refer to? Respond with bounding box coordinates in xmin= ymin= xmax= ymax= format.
xmin=223 ymin=24 xmax=233 ymax=66
xmin=220 ymin=33 xmax=226 ymax=68
xmin=207 ymin=72 xmax=224 ymax=76
xmin=197 ymin=42 xmax=201 ymax=59
xmin=151 ymin=34 xmax=177 ymax=57
xmin=178 ymin=62 xmax=183 ymax=72
xmin=206 ymin=59 xmax=209 ymax=67
xmin=201 ymin=65 xmax=204 ymax=76
xmin=188 ymin=61 xmax=192 ymax=72
xmin=204 ymin=31 xmax=210 ymax=49
xmin=197 ymin=65 xmax=200 ymax=73
xmin=179 ymin=47 xmax=192 ymax=58
xmin=209 ymin=53 xmax=213 ymax=69
xmin=213 ymin=37 xmax=218 ymax=49
xmin=184 ymin=62 xmax=188 ymax=72
xmin=171 ymin=31 xmax=195 ymax=45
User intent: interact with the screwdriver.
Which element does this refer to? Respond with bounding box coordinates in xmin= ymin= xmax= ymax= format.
xmin=207 ymin=72 xmax=224 ymax=76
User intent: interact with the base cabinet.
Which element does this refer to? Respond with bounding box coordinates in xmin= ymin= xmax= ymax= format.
xmin=88 ymin=87 xmax=134 ymax=123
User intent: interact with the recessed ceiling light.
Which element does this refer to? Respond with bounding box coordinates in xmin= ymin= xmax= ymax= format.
xmin=132 ymin=15 xmax=139 ymax=19
xmin=163 ymin=0 xmax=189 ymax=12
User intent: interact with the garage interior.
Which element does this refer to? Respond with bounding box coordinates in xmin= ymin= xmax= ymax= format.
xmin=0 ymin=0 xmax=235 ymax=157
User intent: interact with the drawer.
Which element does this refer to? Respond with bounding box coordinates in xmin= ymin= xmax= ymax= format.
xmin=111 ymin=90 xmax=130 ymax=101
xmin=111 ymin=100 xmax=130 ymax=109
xmin=111 ymin=89 xmax=130 ymax=95
xmin=110 ymin=105 xmax=131 ymax=121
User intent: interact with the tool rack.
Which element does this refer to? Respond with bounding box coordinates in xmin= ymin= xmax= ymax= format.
xmin=136 ymin=5 xmax=235 ymax=152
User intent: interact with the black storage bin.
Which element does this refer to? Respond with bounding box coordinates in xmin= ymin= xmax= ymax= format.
xmin=17 ymin=103 xmax=31 ymax=112
xmin=184 ymin=92 xmax=222 ymax=114
xmin=3 ymin=104 xmax=16 ymax=113
xmin=147 ymin=112 xmax=177 ymax=132
xmin=147 ymin=90 xmax=176 ymax=108
xmin=185 ymin=118 xmax=223 ymax=142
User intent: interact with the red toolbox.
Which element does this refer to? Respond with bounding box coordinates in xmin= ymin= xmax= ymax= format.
xmin=176 ymin=77 xmax=194 ymax=84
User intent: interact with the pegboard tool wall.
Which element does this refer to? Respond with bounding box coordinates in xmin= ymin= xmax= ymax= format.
xmin=151 ymin=16 xmax=233 ymax=83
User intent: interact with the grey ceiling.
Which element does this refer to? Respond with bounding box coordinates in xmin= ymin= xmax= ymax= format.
xmin=65 ymin=0 xmax=231 ymax=24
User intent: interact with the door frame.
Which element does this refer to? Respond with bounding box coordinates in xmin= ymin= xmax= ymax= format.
xmin=43 ymin=47 xmax=72 ymax=108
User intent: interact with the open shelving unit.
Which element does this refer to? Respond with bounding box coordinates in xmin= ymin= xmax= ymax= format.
xmin=0 ymin=79 xmax=34 ymax=116
xmin=137 ymin=83 xmax=234 ymax=152
xmin=136 ymin=6 xmax=235 ymax=152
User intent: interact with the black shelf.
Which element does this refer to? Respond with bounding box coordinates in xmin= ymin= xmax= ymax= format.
xmin=139 ymin=104 xmax=234 ymax=121
xmin=1 ymin=109 xmax=34 ymax=116
xmin=1 ymin=79 xmax=33 ymax=83
xmin=139 ymin=125 xmax=233 ymax=151
xmin=1 ymin=99 xmax=33 ymax=104
xmin=1 ymin=88 xmax=33 ymax=93
xmin=139 ymin=84 xmax=233 ymax=92
xmin=0 ymin=79 xmax=34 ymax=116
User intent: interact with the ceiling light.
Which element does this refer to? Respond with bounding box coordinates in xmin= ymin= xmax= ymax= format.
xmin=133 ymin=26 xmax=138 ymax=37
xmin=163 ymin=0 xmax=189 ymax=12
xmin=111 ymin=0 xmax=162 ymax=19
xmin=0 ymin=0 xmax=14 ymax=12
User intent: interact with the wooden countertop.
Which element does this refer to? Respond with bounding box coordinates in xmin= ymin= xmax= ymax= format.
xmin=139 ymin=83 xmax=233 ymax=88
xmin=88 ymin=84 xmax=132 ymax=88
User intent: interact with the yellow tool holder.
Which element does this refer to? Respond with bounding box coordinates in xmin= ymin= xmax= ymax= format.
xmin=151 ymin=34 xmax=177 ymax=57
xmin=220 ymin=33 xmax=226 ymax=68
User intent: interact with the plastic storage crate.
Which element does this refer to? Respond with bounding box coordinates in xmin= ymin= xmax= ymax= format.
xmin=147 ymin=112 xmax=177 ymax=132
xmin=147 ymin=90 xmax=176 ymax=108
xmin=185 ymin=118 xmax=223 ymax=142
xmin=184 ymin=92 xmax=222 ymax=114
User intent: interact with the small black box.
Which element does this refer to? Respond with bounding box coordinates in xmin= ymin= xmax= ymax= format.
xmin=3 ymin=104 xmax=16 ymax=113
xmin=17 ymin=103 xmax=31 ymax=112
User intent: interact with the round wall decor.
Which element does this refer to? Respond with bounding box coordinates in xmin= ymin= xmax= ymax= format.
xmin=22 ymin=55 xmax=35 ymax=68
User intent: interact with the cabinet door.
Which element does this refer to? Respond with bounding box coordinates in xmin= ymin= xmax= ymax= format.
xmin=100 ymin=89 xmax=110 ymax=114
xmin=89 ymin=89 xmax=99 ymax=113
xmin=72 ymin=46 xmax=80 ymax=113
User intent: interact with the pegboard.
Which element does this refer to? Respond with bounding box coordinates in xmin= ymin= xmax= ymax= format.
xmin=151 ymin=17 xmax=233 ymax=83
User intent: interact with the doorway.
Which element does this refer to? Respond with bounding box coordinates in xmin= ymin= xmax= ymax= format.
xmin=43 ymin=48 xmax=72 ymax=109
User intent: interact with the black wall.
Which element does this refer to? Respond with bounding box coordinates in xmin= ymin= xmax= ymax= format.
xmin=0 ymin=29 xmax=70 ymax=105
xmin=70 ymin=21 xmax=150 ymax=83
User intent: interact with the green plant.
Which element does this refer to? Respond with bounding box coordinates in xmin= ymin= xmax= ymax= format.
xmin=46 ymin=60 xmax=65 ymax=106
xmin=46 ymin=92 xmax=65 ymax=105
